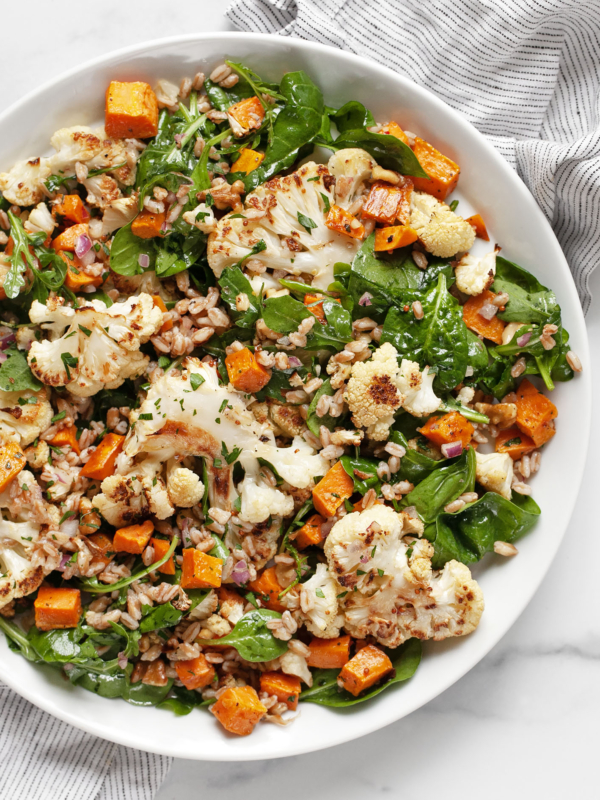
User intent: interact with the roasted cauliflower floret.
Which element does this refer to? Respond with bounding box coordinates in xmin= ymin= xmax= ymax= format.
xmin=238 ymin=474 xmax=293 ymax=524
xmin=49 ymin=126 xmax=136 ymax=187
xmin=166 ymin=462 xmax=205 ymax=508
xmin=324 ymin=505 xmax=484 ymax=647
xmin=396 ymin=359 xmax=442 ymax=417
xmin=93 ymin=468 xmax=172 ymax=527
xmin=0 ymin=157 xmax=52 ymax=206
xmin=207 ymin=161 xmax=363 ymax=291
xmin=345 ymin=342 xmax=404 ymax=440
xmin=93 ymin=194 xmax=139 ymax=237
xmin=27 ymin=294 xmax=163 ymax=397
xmin=0 ymin=388 xmax=53 ymax=447
xmin=475 ymin=451 xmax=513 ymax=500
xmin=0 ymin=517 xmax=44 ymax=610
xmin=454 ymin=246 xmax=500 ymax=296
xmin=299 ymin=562 xmax=343 ymax=638
xmin=24 ymin=202 xmax=56 ymax=236
xmin=409 ymin=191 xmax=475 ymax=258
xmin=327 ymin=148 xmax=375 ymax=211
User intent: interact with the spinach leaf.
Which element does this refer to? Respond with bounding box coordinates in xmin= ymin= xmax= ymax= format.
xmin=466 ymin=329 xmax=489 ymax=378
xmin=352 ymin=234 xmax=422 ymax=294
xmin=340 ymin=454 xmax=382 ymax=496
xmin=262 ymin=293 xmax=311 ymax=334
xmin=306 ymin=378 xmax=336 ymax=436
xmin=0 ymin=616 xmax=39 ymax=662
xmin=403 ymin=447 xmax=476 ymax=523
xmin=139 ymin=602 xmax=183 ymax=633
xmin=388 ymin=430 xmax=441 ymax=485
xmin=439 ymin=397 xmax=489 ymax=424
xmin=136 ymin=108 xmax=206 ymax=191
xmin=332 ymin=129 xmax=427 ymax=177
xmin=27 ymin=625 xmax=99 ymax=664
xmin=262 ymin=293 xmax=353 ymax=350
xmin=208 ymin=534 xmax=230 ymax=561
xmin=494 ymin=256 xmax=558 ymax=324
xmin=196 ymin=609 xmax=288 ymax=662
xmin=331 ymin=100 xmax=376 ymax=132
xmin=110 ymin=223 xmax=156 ymax=276
xmin=300 ymin=638 xmax=421 ymax=707
xmin=0 ymin=348 xmax=42 ymax=392
xmin=158 ymin=685 xmax=212 ymax=716
xmin=69 ymin=663 xmax=173 ymax=706
xmin=381 ymin=273 xmax=469 ymax=391
xmin=254 ymin=364 xmax=310 ymax=402
xmin=231 ymin=71 xmax=324 ymax=192
xmin=218 ymin=266 xmax=262 ymax=328
xmin=155 ymin=246 xmax=186 ymax=277
xmin=426 ymin=491 xmax=541 ymax=569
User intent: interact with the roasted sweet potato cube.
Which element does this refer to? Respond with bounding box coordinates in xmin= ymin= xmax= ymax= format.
xmin=325 ymin=205 xmax=365 ymax=239
xmin=210 ymin=685 xmax=267 ymax=736
xmin=105 ymin=81 xmax=159 ymax=139
xmin=466 ymin=213 xmax=490 ymax=241
xmin=227 ymin=96 xmax=265 ymax=135
xmin=337 ymin=644 xmax=393 ymax=696
xmin=59 ymin=253 xmax=103 ymax=292
xmin=514 ymin=379 xmax=557 ymax=447
xmin=412 ymin=137 xmax=461 ymax=200
xmin=80 ymin=433 xmax=125 ymax=480
xmin=380 ymin=121 xmax=409 ymax=144
xmin=303 ymin=293 xmax=340 ymax=323
xmin=294 ymin=514 xmax=324 ymax=550
xmin=462 ymin=289 xmax=506 ymax=345
xmin=181 ymin=548 xmax=222 ymax=589
xmin=131 ymin=209 xmax=165 ymax=239
xmin=420 ymin=411 xmax=474 ymax=448
xmin=225 ymin=347 xmax=270 ymax=393
xmin=50 ymin=424 xmax=81 ymax=455
xmin=495 ymin=425 xmax=537 ymax=460
xmin=176 ymin=654 xmax=216 ymax=690
xmin=150 ymin=537 xmax=176 ymax=575
xmin=260 ymin=671 xmax=301 ymax=710
xmin=34 ymin=586 xmax=82 ymax=631
xmin=374 ymin=225 xmax=418 ymax=251
xmin=51 ymin=223 xmax=89 ymax=252
xmin=307 ymin=636 xmax=352 ymax=669
xmin=87 ymin=532 xmax=115 ymax=569
xmin=249 ymin=566 xmax=285 ymax=612
xmin=53 ymin=195 xmax=89 ymax=224
xmin=312 ymin=461 xmax=354 ymax=518
xmin=231 ymin=148 xmax=265 ymax=174
xmin=113 ymin=519 xmax=154 ymax=554
xmin=0 ymin=441 xmax=26 ymax=492
xmin=362 ymin=181 xmax=411 ymax=225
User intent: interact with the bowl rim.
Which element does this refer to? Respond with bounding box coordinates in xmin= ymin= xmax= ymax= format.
xmin=0 ymin=31 xmax=591 ymax=760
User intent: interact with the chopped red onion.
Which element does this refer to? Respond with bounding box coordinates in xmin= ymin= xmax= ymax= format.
xmin=78 ymin=248 xmax=96 ymax=268
xmin=478 ymin=302 xmax=498 ymax=320
xmin=516 ymin=331 xmax=531 ymax=347
xmin=288 ymin=356 xmax=302 ymax=367
xmin=0 ymin=332 xmax=16 ymax=350
xmin=74 ymin=233 xmax=92 ymax=259
xmin=359 ymin=554 xmax=369 ymax=563
xmin=174 ymin=134 xmax=184 ymax=147
xmin=0 ymin=353 xmax=7 ymax=364
xmin=231 ymin=560 xmax=250 ymax=586
xmin=321 ymin=518 xmax=336 ymax=537
xmin=358 ymin=292 xmax=373 ymax=307
xmin=117 ymin=652 xmax=128 ymax=670
xmin=57 ymin=552 xmax=71 ymax=572
xmin=138 ymin=253 xmax=150 ymax=269
xmin=441 ymin=441 xmax=463 ymax=459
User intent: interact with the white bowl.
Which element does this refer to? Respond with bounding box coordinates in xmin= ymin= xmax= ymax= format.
xmin=0 ymin=33 xmax=590 ymax=761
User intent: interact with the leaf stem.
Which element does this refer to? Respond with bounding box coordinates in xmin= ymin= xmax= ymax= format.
xmin=78 ymin=536 xmax=179 ymax=594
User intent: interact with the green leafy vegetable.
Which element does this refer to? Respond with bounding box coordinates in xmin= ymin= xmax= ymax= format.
xmin=78 ymin=537 xmax=179 ymax=593
xmin=0 ymin=348 xmax=42 ymax=392
xmin=403 ymin=447 xmax=476 ymax=523
xmin=195 ymin=609 xmax=288 ymax=662
xmin=331 ymin=128 xmax=427 ymax=177
xmin=218 ymin=266 xmax=262 ymax=328
xmin=110 ymin=223 xmax=156 ymax=276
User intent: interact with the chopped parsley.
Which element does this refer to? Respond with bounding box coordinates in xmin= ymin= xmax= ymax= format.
xmin=297 ymin=211 xmax=317 ymax=234
xmin=190 ymin=373 xmax=205 ymax=391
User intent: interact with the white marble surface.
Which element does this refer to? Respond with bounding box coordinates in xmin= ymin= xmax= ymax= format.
xmin=2 ymin=2 xmax=598 ymax=797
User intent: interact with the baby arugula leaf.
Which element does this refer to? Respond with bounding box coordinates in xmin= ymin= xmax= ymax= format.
xmin=195 ymin=609 xmax=288 ymax=662
xmin=300 ymin=638 xmax=422 ymax=707
xmin=4 ymin=211 xmax=36 ymax=299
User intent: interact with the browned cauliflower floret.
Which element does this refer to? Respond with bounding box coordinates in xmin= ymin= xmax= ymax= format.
xmin=0 ymin=388 xmax=53 ymax=447
xmin=454 ymin=246 xmax=500 ymax=296
xmin=345 ymin=342 xmax=403 ymax=440
xmin=410 ymin=191 xmax=475 ymax=258
xmin=324 ymin=505 xmax=484 ymax=647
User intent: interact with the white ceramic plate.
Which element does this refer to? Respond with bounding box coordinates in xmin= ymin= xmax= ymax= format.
xmin=0 ymin=33 xmax=591 ymax=760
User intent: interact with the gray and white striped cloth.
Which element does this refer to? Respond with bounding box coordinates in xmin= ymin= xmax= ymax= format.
xmin=0 ymin=682 xmax=171 ymax=799
xmin=227 ymin=0 xmax=600 ymax=313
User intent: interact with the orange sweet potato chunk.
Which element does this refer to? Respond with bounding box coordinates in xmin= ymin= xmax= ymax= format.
xmin=150 ymin=537 xmax=176 ymax=575
xmin=87 ymin=532 xmax=115 ymax=569
xmin=495 ymin=425 xmax=536 ymax=460
xmin=34 ymin=586 xmax=82 ymax=631
xmin=131 ymin=210 xmax=165 ymax=239
xmin=260 ymin=671 xmax=301 ymax=710
xmin=337 ymin=644 xmax=393 ymax=696
xmin=181 ymin=548 xmax=222 ymax=589
xmin=105 ymin=81 xmax=159 ymax=139
xmin=303 ymin=293 xmax=341 ymax=323
xmin=462 ymin=289 xmax=506 ymax=345
xmin=307 ymin=636 xmax=352 ymax=669
xmin=50 ymin=424 xmax=81 ymax=455
xmin=210 ymin=685 xmax=267 ymax=736
xmin=225 ymin=347 xmax=270 ymax=393
xmin=374 ymin=225 xmax=418 ymax=251
xmin=412 ymin=137 xmax=461 ymax=200
xmin=312 ymin=461 xmax=354 ymax=518
xmin=0 ymin=442 xmax=26 ymax=492
xmin=228 ymin=96 xmax=265 ymax=133
xmin=514 ymin=379 xmax=557 ymax=447
xmin=362 ymin=180 xmax=412 ymax=225
xmin=249 ymin=566 xmax=286 ymax=613
xmin=465 ymin=213 xmax=490 ymax=241
xmin=59 ymin=253 xmax=103 ymax=292
xmin=325 ymin=205 xmax=365 ymax=239
xmin=380 ymin=121 xmax=409 ymax=144
xmin=176 ymin=654 xmax=216 ymax=690
xmin=113 ymin=519 xmax=154 ymax=554
xmin=231 ymin=148 xmax=265 ymax=174
xmin=51 ymin=223 xmax=89 ymax=252
xmin=53 ymin=195 xmax=89 ymax=224
xmin=294 ymin=513 xmax=324 ymax=550
xmin=80 ymin=433 xmax=125 ymax=480
xmin=420 ymin=411 xmax=474 ymax=448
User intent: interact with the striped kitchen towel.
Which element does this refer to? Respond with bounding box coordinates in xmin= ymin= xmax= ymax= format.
xmin=0 ymin=681 xmax=171 ymax=800
xmin=227 ymin=0 xmax=600 ymax=313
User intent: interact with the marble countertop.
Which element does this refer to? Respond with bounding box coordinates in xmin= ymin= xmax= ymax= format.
xmin=2 ymin=3 xmax=598 ymax=798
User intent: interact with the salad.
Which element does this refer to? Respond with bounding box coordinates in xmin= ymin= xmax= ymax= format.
xmin=0 ymin=60 xmax=582 ymax=737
